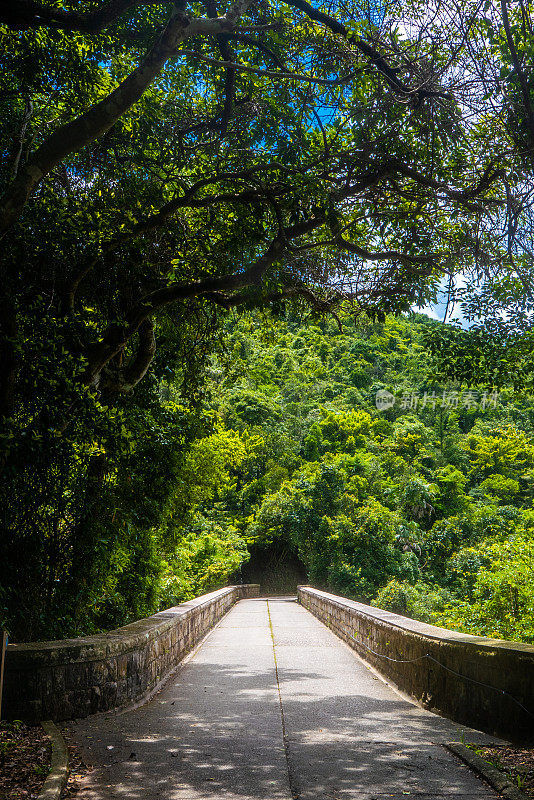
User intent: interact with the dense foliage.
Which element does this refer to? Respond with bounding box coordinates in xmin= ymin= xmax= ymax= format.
xmin=3 ymin=302 xmax=534 ymax=643
xmin=0 ymin=0 xmax=497 ymax=641
xmin=194 ymin=309 xmax=534 ymax=643
xmin=2 ymin=0 xmax=534 ymax=643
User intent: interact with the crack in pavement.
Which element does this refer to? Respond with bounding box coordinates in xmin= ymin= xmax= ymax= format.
xmin=267 ymin=598 xmax=297 ymax=799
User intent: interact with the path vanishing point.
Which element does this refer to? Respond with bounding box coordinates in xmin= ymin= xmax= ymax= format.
xmin=70 ymin=598 xmax=502 ymax=799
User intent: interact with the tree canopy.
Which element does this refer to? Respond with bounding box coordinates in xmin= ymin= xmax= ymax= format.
xmin=199 ymin=309 xmax=534 ymax=643
xmin=2 ymin=0 xmax=534 ymax=641
xmin=1 ymin=0 xmax=510 ymax=409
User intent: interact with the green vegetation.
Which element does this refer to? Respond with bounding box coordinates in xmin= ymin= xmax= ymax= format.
xmin=1 ymin=0 xmax=495 ymax=641
xmin=3 ymin=300 xmax=534 ymax=643
xmin=2 ymin=0 xmax=534 ymax=646
xmin=194 ymin=310 xmax=534 ymax=643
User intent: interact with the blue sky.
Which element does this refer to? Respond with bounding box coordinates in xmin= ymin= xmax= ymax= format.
xmin=418 ymin=276 xmax=469 ymax=327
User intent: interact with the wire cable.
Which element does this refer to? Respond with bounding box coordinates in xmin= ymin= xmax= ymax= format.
xmin=350 ymin=630 xmax=534 ymax=719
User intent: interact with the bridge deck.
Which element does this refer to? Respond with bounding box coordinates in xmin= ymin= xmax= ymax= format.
xmin=70 ymin=598 xmax=500 ymax=799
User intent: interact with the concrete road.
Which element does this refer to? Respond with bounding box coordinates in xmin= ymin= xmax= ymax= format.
xmin=70 ymin=599 xmax=500 ymax=799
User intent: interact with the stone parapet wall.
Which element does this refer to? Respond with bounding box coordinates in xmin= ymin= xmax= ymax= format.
xmin=298 ymin=586 xmax=534 ymax=743
xmin=4 ymin=584 xmax=259 ymax=721
xmin=235 ymin=584 xmax=261 ymax=599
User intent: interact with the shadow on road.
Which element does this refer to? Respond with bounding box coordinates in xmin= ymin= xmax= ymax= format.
xmin=70 ymin=599 xmax=497 ymax=800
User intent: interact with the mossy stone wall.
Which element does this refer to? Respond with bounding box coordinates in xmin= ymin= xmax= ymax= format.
xmin=298 ymin=586 xmax=534 ymax=743
xmin=4 ymin=584 xmax=260 ymax=721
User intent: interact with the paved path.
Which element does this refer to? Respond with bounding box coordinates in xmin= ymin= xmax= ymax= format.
xmin=70 ymin=599 xmax=500 ymax=799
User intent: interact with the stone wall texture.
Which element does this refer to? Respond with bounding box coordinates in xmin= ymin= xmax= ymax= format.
xmin=4 ymin=584 xmax=260 ymax=721
xmin=298 ymin=586 xmax=534 ymax=743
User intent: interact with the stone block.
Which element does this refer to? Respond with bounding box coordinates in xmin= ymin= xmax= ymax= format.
xmin=102 ymin=680 xmax=118 ymax=708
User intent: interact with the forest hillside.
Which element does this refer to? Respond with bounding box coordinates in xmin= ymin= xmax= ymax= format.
xmin=186 ymin=310 xmax=534 ymax=643
xmin=4 ymin=308 xmax=534 ymax=644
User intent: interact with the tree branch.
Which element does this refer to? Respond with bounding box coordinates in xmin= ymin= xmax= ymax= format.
xmin=122 ymin=317 xmax=156 ymax=390
xmin=100 ymin=318 xmax=156 ymax=395
xmin=83 ymin=235 xmax=287 ymax=387
xmin=205 ymin=284 xmax=343 ymax=321
xmin=500 ymin=0 xmax=534 ymax=166
xmin=205 ymin=0 xmax=236 ymax=133
xmin=62 ymin=183 xmax=274 ymax=313
xmin=335 ymin=235 xmax=434 ymax=265
xmin=178 ymin=49 xmax=353 ymax=85
xmin=0 ymin=1 xmax=255 ymax=234
xmin=282 ymin=0 xmax=451 ymax=100
xmin=9 ymin=100 xmax=33 ymax=181
xmin=0 ymin=0 xmax=168 ymax=33
xmin=225 ymin=33 xmax=286 ymax=69
xmin=82 ymin=210 xmax=327 ymax=387
xmin=392 ymin=159 xmax=503 ymax=207
xmin=335 ymin=158 xmax=501 ymax=209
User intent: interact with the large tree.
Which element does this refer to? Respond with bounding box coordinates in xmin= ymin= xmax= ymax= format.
xmin=411 ymin=0 xmax=534 ymax=385
xmin=0 ymin=0 xmax=504 ymax=637
xmin=0 ymin=0 xmax=501 ymax=408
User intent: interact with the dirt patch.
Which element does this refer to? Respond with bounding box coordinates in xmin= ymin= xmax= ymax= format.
xmin=60 ymin=727 xmax=92 ymax=799
xmin=0 ymin=721 xmax=51 ymax=799
xmin=474 ymin=745 xmax=534 ymax=799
